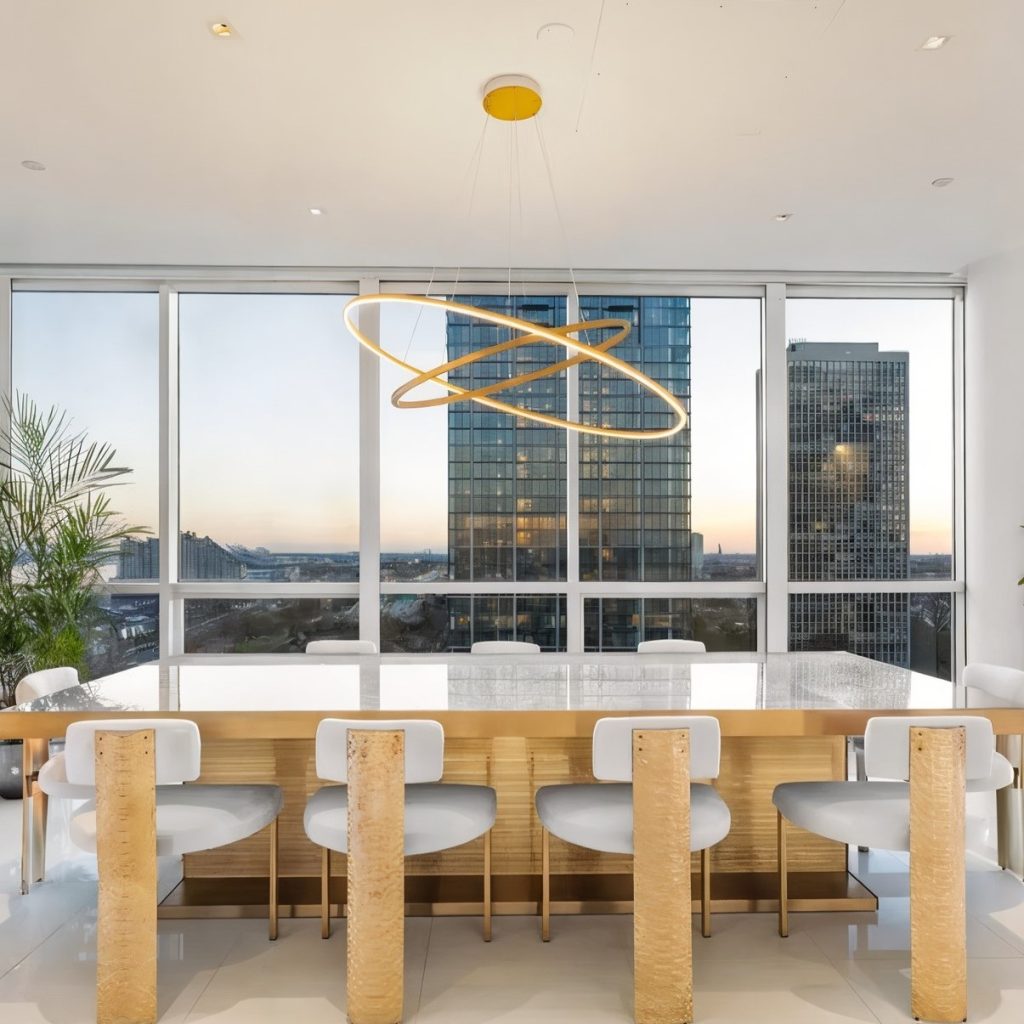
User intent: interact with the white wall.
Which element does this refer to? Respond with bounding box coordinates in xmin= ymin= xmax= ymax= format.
xmin=966 ymin=245 xmax=1024 ymax=667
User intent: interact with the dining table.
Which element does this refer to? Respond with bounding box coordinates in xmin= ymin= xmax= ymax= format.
xmin=4 ymin=649 xmax=1022 ymax=1024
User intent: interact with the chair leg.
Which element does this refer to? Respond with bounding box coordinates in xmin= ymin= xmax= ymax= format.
xmin=777 ymin=810 xmax=789 ymax=938
xmin=701 ymin=846 xmax=712 ymax=938
xmin=321 ymin=846 xmax=331 ymax=939
xmin=32 ymin=784 xmax=48 ymax=883
xmin=483 ymin=829 xmax=492 ymax=942
xmin=268 ymin=818 xmax=279 ymax=941
xmin=541 ymin=827 xmax=551 ymax=942
xmin=20 ymin=747 xmax=32 ymax=896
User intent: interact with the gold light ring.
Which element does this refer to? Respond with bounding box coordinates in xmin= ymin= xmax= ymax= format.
xmin=391 ymin=317 xmax=630 ymax=409
xmin=343 ymin=294 xmax=689 ymax=441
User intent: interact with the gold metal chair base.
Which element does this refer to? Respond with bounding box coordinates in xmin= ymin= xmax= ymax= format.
xmin=318 ymin=832 xmax=495 ymax=942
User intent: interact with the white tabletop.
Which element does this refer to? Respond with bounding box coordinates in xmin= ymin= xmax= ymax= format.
xmin=4 ymin=651 xmax=964 ymax=714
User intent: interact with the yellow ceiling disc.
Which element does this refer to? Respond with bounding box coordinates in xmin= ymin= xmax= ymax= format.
xmin=482 ymin=75 xmax=542 ymax=121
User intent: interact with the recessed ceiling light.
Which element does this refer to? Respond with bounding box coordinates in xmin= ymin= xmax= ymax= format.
xmin=309 ymin=208 xmax=324 ymax=216
xmin=210 ymin=22 xmax=233 ymax=38
xmin=21 ymin=160 xmax=46 ymax=171
xmin=775 ymin=213 xmax=792 ymax=222
xmin=920 ymin=35 xmax=950 ymax=50
xmin=931 ymin=177 xmax=955 ymax=188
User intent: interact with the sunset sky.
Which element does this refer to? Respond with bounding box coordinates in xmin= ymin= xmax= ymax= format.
xmin=12 ymin=291 xmax=953 ymax=558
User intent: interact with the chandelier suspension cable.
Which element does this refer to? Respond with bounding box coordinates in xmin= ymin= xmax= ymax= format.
xmin=402 ymin=112 xmax=491 ymax=365
xmin=532 ymin=114 xmax=588 ymax=342
xmin=450 ymin=112 xmax=491 ymax=300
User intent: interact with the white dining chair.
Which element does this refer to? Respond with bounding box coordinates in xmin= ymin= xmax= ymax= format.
xmin=15 ymin=666 xmax=82 ymax=893
xmin=14 ymin=666 xmax=80 ymax=705
xmin=305 ymin=639 xmax=378 ymax=654
xmin=964 ymin=663 xmax=1024 ymax=869
xmin=773 ymin=715 xmax=1011 ymax=937
xmin=535 ymin=715 xmax=731 ymax=939
xmin=304 ymin=718 xmax=497 ymax=939
xmin=470 ymin=640 xmax=541 ymax=654
xmin=637 ymin=639 xmax=707 ymax=654
xmin=49 ymin=719 xmax=284 ymax=938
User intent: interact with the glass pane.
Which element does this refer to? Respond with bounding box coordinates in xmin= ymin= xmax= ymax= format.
xmin=381 ymin=593 xmax=567 ymax=652
xmin=379 ymin=294 xmax=567 ymax=582
xmin=786 ymin=298 xmax=953 ymax=581
xmin=184 ymin=598 xmax=359 ymax=653
xmin=88 ymin=595 xmax=159 ymax=675
xmin=11 ymin=291 xmax=159 ymax=581
xmin=789 ymin=592 xmax=952 ymax=680
xmin=583 ymin=597 xmax=758 ymax=652
xmin=579 ymin=297 xmax=760 ymax=582
xmin=179 ymin=293 xmax=358 ymax=581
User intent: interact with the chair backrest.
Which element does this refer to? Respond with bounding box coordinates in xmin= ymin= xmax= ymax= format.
xmin=636 ymin=639 xmax=707 ymax=654
xmin=315 ymin=718 xmax=444 ymax=784
xmin=963 ymin=663 xmax=1024 ymax=706
xmin=470 ymin=640 xmax=541 ymax=654
xmin=15 ymin=666 xmax=80 ymax=705
xmin=864 ymin=716 xmax=995 ymax=782
xmin=592 ymin=716 xmax=721 ymax=781
xmin=305 ymin=639 xmax=378 ymax=655
xmin=64 ymin=719 xmax=202 ymax=786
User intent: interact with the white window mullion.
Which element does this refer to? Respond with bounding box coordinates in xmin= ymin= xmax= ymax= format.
xmin=565 ymin=291 xmax=581 ymax=653
xmin=0 ymin=277 xmax=11 ymax=445
xmin=158 ymin=285 xmax=182 ymax=659
xmin=764 ymin=283 xmax=789 ymax=651
xmin=358 ymin=278 xmax=382 ymax=650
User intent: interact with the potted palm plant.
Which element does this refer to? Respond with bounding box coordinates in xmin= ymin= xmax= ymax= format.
xmin=0 ymin=395 xmax=142 ymax=797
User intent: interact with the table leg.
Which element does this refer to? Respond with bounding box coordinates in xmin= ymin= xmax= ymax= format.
xmin=20 ymin=742 xmax=32 ymax=896
xmin=995 ymin=734 xmax=1023 ymax=875
xmin=910 ymin=725 xmax=966 ymax=1023
xmin=95 ymin=729 xmax=157 ymax=1024
xmin=347 ymin=729 xmax=404 ymax=1024
xmin=633 ymin=728 xmax=692 ymax=1024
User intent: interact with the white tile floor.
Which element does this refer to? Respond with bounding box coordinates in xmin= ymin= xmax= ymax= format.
xmin=1 ymin=792 xmax=1023 ymax=1023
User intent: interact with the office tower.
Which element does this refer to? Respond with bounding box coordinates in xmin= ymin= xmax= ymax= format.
xmin=787 ymin=340 xmax=910 ymax=665
xmin=117 ymin=534 xmax=247 ymax=581
xmin=444 ymin=295 xmax=567 ymax=648
xmin=447 ymin=295 xmax=567 ymax=583
xmin=578 ymin=296 xmax=692 ymax=583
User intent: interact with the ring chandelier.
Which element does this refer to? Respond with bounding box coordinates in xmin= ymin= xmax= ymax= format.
xmin=343 ymin=76 xmax=689 ymax=441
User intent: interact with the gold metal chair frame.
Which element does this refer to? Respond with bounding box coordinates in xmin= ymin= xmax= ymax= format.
xmin=316 ymin=831 xmax=494 ymax=942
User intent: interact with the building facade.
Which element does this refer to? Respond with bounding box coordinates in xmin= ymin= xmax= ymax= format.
xmin=787 ymin=340 xmax=911 ymax=664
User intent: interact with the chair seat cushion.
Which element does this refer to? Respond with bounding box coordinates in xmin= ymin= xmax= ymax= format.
xmin=69 ymin=784 xmax=283 ymax=857
xmin=304 ymin=783 xmax=497 ymax=856
xmin=38 ymin=752 xmax=93 ymax=800
xmin=535 ymin=782 xmax=731 ymax=855
xmin=774 ymin=781 xmax=912 ymax=851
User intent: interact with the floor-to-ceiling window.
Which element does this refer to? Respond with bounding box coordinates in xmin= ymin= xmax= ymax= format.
xmin=4 ymin=276 xmax=964 ymax=675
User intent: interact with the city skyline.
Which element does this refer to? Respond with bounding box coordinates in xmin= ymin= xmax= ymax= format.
xmin=12 ymin=292 xmax=953 ymax=557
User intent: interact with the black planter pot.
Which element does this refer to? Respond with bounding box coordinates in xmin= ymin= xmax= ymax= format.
xmin=0 ymin=741 xmax=23 ymax=800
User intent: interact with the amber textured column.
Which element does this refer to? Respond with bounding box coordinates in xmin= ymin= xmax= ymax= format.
xmin=633 ymin=728 xmax=692 ymax=1024
xmin=346 ymin=729 xmax=405 ymax=1024
xmin=95 ymin=729 xmax=157 ymax=1024
xmin=909 ymin=725 xmax=966 ymax=1023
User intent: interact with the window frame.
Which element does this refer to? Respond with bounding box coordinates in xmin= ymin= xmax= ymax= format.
xmin=1 ymin=271 xmax=965 ymax=671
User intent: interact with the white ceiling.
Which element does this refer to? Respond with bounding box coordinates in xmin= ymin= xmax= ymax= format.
xmin=1 ymin=0 xmax=1022 ymax=274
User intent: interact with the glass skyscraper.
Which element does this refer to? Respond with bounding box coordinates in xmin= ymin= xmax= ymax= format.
xmin=787 ymin=340 xmax=911 ymax=665
xmin=578 ymin=296 xmax=692 ymax=582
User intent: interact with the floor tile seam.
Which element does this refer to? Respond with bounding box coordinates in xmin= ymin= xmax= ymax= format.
xmin=180 ymin=925 xmax=256 ymax=1024
xmin=0 ymin=896 xmax=96 ymax=983
xmin=409 ymin=918 xmax=433 ymax=1021
xmin=805 ymin=940 xmax=886 ymax=1024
